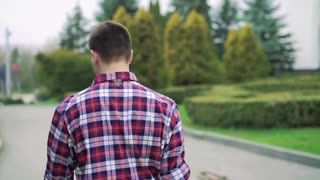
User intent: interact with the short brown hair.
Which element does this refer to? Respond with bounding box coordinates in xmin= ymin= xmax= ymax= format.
xmin=89 ymin=21 xmax=132 ymax=63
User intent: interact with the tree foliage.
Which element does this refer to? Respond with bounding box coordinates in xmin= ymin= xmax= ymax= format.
xmin=149 ymin=0 xmax=162 ymax=23
xmin=149 ymin=0 xmax=166 ymax=33
xmin=164 ymin=12 xmax=184 ymax=84
xmin=130 ymin=9 xmax=166 ymax=89
xmin=36 ymin=50 xmax=93 ymax=99
xmin=112 ymin=5 xmax=132 ymax=28
xmin=60 ymin=5 xmax=89 ymax=52
xmin=212 ymin=0 xmax=238 ymax=59
xmin=176 ymin=10 xmax=224 ymax=85
xmin=223 ymin=29 xmax=239 ymax=81
xmin=171 ymin=0 xmax=211 ymax=27
xmin=244 ymin=0 xmax=295 ymax=74
xmin=224 ymin=24 xmax=270 ymax=82
xmin=96 ymin=0 xmax=138 ymax=22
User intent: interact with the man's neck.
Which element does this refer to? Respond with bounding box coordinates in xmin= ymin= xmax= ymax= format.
xmin=98 ymin=62 xmax=130 ymax=74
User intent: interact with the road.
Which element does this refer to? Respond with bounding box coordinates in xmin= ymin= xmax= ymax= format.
xmin=0 ymin=105 xmax=319 ymax=179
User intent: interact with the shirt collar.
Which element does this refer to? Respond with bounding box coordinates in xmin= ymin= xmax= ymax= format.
xmin=93 ymin=71 xmax=138 ymax=85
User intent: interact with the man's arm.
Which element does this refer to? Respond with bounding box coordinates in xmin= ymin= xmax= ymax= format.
xmin=160 ymin=105 xmax=191 ymax=179
xmin=44 ymin=107 xmax=76 ymax=180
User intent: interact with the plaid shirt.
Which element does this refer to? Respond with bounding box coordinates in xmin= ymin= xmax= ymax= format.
xmin=44 ymin=72 xmax=190 ymax=180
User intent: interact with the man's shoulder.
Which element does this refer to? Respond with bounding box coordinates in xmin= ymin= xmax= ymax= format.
xmin=55 ymin=88 xmax=90 ymax=113
xmin=151 ymin=89 xmax=176 ymax=107
xmin=132 ymin=82 xmax=177 ymax=109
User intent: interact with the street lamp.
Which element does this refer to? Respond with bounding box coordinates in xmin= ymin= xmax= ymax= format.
xmin=5 ymin=28 xmax=11 ymax=97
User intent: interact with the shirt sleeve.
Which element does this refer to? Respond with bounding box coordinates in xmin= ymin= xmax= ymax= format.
xmin=160 ymin=105 xmax=191 ymax=180
xmin=44 ymin=107 xmax=76 ymax=180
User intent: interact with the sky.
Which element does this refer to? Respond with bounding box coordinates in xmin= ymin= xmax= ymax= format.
xmin=0 ymin=0 xmax=225 ymax=49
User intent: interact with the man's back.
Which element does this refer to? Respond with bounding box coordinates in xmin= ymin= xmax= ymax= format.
xmin=45 ymin=72 xmax=190 ymax=179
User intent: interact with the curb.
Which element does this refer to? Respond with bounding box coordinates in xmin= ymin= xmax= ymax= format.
xmin=184 ymin=128 xmax=320 ymax=168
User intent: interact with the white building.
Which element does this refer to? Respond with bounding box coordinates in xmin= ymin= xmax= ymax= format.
xmin=212 ymin=0 xmax=320 ymax=70
xmin=279 ymin=0 xmax=320 ymax=70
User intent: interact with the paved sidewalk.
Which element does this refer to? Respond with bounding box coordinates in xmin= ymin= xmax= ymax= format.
xmin=184 ymin=128 xmax=320 ymax=168
xmin=0 ymin=105 xmax=319 ymax=180
xmin=185 ymin=135 xmax=320 ymax=180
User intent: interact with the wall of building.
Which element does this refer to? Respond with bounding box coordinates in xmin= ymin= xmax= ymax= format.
xmin=280 ymin=0 xmax=320 ymax=70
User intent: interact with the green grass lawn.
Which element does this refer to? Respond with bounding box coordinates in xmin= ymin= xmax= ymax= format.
xmin=179 ymin=105 xmax=320 ymax=155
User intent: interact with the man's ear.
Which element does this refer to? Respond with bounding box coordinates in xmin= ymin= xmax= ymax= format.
xmin=128 ymin=49 xmax=133 ymax=65
xmin=90 ymin=50 xmax=99 ymax=65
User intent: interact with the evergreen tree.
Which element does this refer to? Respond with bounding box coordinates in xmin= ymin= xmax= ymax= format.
xmin=164 ymin=12 xmax=184 ymax=84
xmin=130 ymin=9 xmax=166 ymax=89
xmin=224 ymin=24 xmax=270 ymax=82
xmin=212 ymin=0 xmax=238 ymax=59
xmin=112 ymin=6 xmax=132 ymax=28
xmin=223 ymin=29 xmax=239 ymax=81
xmin=171 ymin=0 xmax=211 ymax=27
xmin=244 ymin=0 xmax=295 ymax=74
xmin=149 ymin=0 xmax=169 ymax=87
xmin=96 ymin=0 xmax=138 ymax=22
xmin=60 ymin=5 xmax=88 ymax=52
xmin=149 ymin=0 xmax=161 ymax=23
xmin=149 ymin=0 xmax=166 ymax=33
xmin=178 ymin=10 xmax=224 ymax=85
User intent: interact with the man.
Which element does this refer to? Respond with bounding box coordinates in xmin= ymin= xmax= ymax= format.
xmin=44 ymin=21 xmax=190 ymax=179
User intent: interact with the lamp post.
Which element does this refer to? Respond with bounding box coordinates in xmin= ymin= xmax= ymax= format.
xmin=5 ymin=28 xmax=11 ymax=97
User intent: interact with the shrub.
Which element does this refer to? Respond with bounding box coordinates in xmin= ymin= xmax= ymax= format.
xmin=35 ymin=87 xmax=51 ymax=101
xmin=157 ymin=85 xmax=211 ymax=104
xmin=164 ymin=12 xmax=184 ymax=85
xmin=185 ymin=84 xmax=320 ymax=128
xmin=130 ymin=9 xmax=167 ymax=89
xmin=36 ymin=50 xmax=93 ymax=100
xmin=223 ymin=23 xmax=270 ymax=82
xmin=0 ymin=97 xmax=24 ymax=105
xmin=177 ymin=10 xmax=225 ymax=85
xmin=241 ymin=74 xmax=320 ymax=93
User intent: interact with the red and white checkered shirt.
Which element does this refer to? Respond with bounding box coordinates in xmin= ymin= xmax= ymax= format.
xmin=44 ymin=72 xmax=190 ymax=180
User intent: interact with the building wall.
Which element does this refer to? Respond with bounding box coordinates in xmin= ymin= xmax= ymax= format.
xmin=280 ymin=0 xmax=320 ymax=70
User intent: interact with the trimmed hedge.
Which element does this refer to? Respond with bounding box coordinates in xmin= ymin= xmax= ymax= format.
xmin=157 ymin=85 xmax=211 ymax=104
xmin=184 ymin=84 xmax=320 ymax=128
xmin=185 ymin=98 xmax=320 ymax=128
xmin=0 ymin=97 xmax=24 ymax=105
xmin=241 ymin=74 xmax=320 ymax=93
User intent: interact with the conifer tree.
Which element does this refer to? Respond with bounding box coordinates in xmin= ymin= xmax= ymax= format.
xmin=178 ymin=10 xmax=224 ymax=85
xmin=149 ymin=0 xmax=163 ymax=24
xmin=149 ymin=0 xmax=168 ymax=87
xmin=244 ymin=0 xmax=295 ymax=74
xmin=164 ymin=12 xmax=184 ymax=84
xmin=149 ymin=0 xmax=166 ymax=34
xmin=60 ymin=5 xmax=88 ymax=52
xmin=224 ymin=24 xmax=270 ymax=82
xmin=212 ymin=0 xmax=238 ymax=59
xmin=130 ymin=9 xmax=166 ymax=88
xmin=223 ymin=29 xmax=239 ymax=80
xmin=96 ymin=0 xmax=138 ymax=22
xmin=112 ymin=6 xmax=132 ymax=28
xmin=171 ymin=0 xmax=211 ymax=27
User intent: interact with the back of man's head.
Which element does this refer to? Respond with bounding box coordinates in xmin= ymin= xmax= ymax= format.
xmin=89 ymin=21 xmax=132 ymax=63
